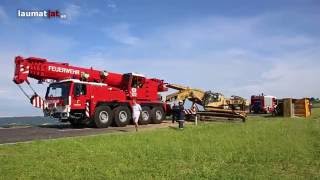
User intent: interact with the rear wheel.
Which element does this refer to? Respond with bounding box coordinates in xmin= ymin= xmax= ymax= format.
xmin=94 ymin=106 xmax=113 ymax=128
xmin=151 ymin=106 xmax=165 ymax=124
xmin=113 ymin=106 xmax=131 ymax=127
xmin=139 ymin=106 xmax=151 ymax=125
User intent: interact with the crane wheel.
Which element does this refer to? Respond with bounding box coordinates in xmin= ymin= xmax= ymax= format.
xmin=113 ymin=106 xmax=131 ymax=127
xmin=151 ymin=107 xmax=164 ymax=124
xmin=139 ymin=106 xmax=151 ymax=125
xmin=94 ymin=105 xmax=113 ymax=128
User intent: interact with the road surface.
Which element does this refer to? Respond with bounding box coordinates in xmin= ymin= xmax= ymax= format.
xmin=0 ymin=117 xmax=174 ymax=144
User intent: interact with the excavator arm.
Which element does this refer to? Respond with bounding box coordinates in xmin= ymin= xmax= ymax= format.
xmin=165 ymin=83 xmax=205 ymax=106
xmin=166 ymin=83 xmax=247 ymax=121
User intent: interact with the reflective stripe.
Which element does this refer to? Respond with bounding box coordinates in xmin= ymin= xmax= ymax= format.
xmin=85 ymin=102 xmax=90 ymax=117
xmin=68 ymin=96 xmax=71 ymax=105
xmin=184 ymin=107 xmax=197 ymax=115
xmin=32 ymin=96 xmax=46 ymax=109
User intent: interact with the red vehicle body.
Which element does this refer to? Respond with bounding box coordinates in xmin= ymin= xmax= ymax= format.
xmin=250 ymin=94 xmax=276 ymax=114
xmin=13 ymin=56 xmax=169 ymax=128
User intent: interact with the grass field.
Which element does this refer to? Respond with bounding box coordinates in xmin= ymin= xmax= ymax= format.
xmin=313 ymin=103 xmax=320 ymax=108
xmin=1 ymin=110 xmax=320 ymax=179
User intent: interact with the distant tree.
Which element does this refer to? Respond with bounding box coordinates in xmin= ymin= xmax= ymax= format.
xmin=311 ymin=97 xmax=320 ymax=103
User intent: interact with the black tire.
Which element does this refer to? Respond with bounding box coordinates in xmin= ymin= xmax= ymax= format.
xmin=69 ymin=119 xmax=84 ymax=128
xmin=151 ymin=106 xmax=165 ymax=124
xmin=139 ymin=106 xmax=151 ymax=125
xmin=113 ymin=106 xmax=131 ymax=127
xmin=94 ymin=106 xmax=113 ymax=128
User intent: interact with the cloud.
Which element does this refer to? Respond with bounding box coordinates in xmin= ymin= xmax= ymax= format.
xmin=0 ymin=8 xmax=319 ymax=116
xmin=0 ymin=5 xmax=9 ymax=23
xmin=106 ymin=0 xmax=117 ymax=10
xmin=62 ymin=4 xmax=81 ymax=23
xmin=234 ymin=48 xmax=320 ymax=98
xmin=61 ymin=3 xmax=107 ymax=23
xmin=0 ymin=32 xmax=77 ymax=116
xmin=0 ymin=52 xmax=46 ymax=117
xmin=103 ymin=23 xmax=141 ymax=45
xmin=87 ymin=14 xmax=320 ymax=98
xmin=141 ymin=16 xmax=317 ymax=58
xmin=24 ymin=33 xmax=77 ymax=57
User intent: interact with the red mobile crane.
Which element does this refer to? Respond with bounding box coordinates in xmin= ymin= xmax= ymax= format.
xmin=13 ymin=56 xmax=169 ymax=128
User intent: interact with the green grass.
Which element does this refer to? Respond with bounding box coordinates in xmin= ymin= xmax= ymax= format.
xmin=1 ymin=110 xmax=320 ymax=179
xmin=313 ymin=103 xmax=320 ymax=108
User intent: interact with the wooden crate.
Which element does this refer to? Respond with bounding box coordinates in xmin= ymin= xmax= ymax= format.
xmin=293 ymin=98 xmax=311 ymax=117
xmin=280 ymin=98 xmax=311 ymax=118
xmin=283 ymin=98 xmax=294 ymax=117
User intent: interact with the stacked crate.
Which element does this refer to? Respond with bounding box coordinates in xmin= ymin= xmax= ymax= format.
xmin=282 ymin=98 xmax=311 ymax=118
xmin=293 ymin=98 xmax=311 ymax=117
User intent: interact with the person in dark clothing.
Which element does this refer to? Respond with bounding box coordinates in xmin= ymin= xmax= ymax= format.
xmin=171 ymin=102 xmax=179 ymax=123
xmin=177 ymin=101 xmax=185 ymax=129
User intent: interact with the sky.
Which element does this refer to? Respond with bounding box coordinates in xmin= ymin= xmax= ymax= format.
xmin=0 ymin=0 xmax=319 ymax=116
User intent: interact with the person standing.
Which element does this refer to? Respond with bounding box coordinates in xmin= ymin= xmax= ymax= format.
xmin=132 ymin=99 xmax=142 ymax=132
xmin=172 ymin=101 xmax=179 ymax=123
xmin=177 ymin=100 xmax=185 ymax=129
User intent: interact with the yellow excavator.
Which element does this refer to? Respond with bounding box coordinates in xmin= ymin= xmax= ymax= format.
xmin=165 ymin=84 xmax=248 ymax=121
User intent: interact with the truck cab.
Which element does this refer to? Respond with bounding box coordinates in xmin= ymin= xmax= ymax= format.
xmin=44 ymin=79 xmax=110 ymax=122
xmin=44 ymin=81 xmax=71 ymax=119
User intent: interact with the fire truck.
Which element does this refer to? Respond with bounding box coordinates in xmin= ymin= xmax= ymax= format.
xmin=250 ymin=94 xmax=276 ymax=114
xmin=13 ymin=56 xmax=169 ymax=128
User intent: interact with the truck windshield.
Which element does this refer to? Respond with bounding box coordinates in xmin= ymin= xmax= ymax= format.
xmin=46 ymin=83 xmax=70 ymax=98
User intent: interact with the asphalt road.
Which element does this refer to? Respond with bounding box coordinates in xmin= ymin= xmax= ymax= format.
xmin=0 ymin=117 xmax=173 ymax=144
xmin=0 ymin=115 xmax=243 ymax=145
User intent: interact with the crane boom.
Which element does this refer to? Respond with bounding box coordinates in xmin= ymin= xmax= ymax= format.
xmin=13 ymin=56 xmax=124 ymax=88
xmin=13 ymin=56 xmax=167 ymax=92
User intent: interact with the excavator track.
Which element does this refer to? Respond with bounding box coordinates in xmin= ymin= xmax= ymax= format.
xmin=197 ymin=109 xmax=246 ymax=122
